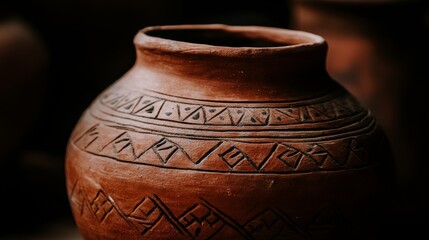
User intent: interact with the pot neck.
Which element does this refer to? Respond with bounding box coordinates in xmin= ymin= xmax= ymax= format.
xmin=132 ymin=25 xmax=335 ymax=101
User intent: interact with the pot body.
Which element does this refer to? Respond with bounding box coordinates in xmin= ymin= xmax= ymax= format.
xmin=66 ymin=25 xmax=393 ymax=240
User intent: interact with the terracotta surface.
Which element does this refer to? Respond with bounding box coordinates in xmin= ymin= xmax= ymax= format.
xmin=65 ymin=24 xmax=394 ymax=239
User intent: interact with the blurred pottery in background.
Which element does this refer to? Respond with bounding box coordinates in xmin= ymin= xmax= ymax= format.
xmin=0 ymin=19 xmax=47 ymax=164
xmin=66 ymin=24 xmax=394 ymax=239
xmin=0 ymin=18 xmax=69 ymax=235
xmin=291 ymin=0 xmax=429 ymax=230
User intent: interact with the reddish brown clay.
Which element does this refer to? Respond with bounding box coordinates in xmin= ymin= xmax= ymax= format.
xmin=65 ymin=24 xmax=394 ymax=239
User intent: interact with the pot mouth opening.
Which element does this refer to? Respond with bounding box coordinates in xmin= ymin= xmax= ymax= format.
xmin=138 ymin=24 xmax=325 ymax=54
xmin=146 ymin=28 xmax=289 ymax=48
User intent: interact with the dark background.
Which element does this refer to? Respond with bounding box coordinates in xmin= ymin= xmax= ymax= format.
xmin=1 ymin=0 xmax=428 ymax=238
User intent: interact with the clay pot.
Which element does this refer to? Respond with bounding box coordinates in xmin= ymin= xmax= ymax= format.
xmin=0 ymin=19 xmax=47 ymax=164
xmin=65 ymin=24 xmax=394 ymax=239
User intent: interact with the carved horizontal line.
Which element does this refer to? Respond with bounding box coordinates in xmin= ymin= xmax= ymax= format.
xmin=139 ymin=86 xmax=340 ymax=105
xmin=98 ymin=87 xmax=363 ymax=128
xmin=94 ymin=103 xmax=369 ymax=129
xmin=104 ymin=122 xmax=377 ymax=144
xmin=89 ymin=111 xmax=376 ymax=142
xmin=97 ymin=103 xmax=366 ymax=129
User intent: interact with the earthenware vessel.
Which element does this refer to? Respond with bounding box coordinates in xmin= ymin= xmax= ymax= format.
xmin=66 ymin=24 xmax=393 ymax=239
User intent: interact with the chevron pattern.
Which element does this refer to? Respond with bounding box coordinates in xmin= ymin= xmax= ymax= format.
xmin=70 ymin=182 xmax=351 ymax=239
xmin=99 ymin=89 xmax=362 ymax=127
xmin=73 ymin=123 xmax=369 ymax=173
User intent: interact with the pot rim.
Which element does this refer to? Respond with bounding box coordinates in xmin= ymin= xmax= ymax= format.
xmin=134 ymin=24 xmax=326 ymax=57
